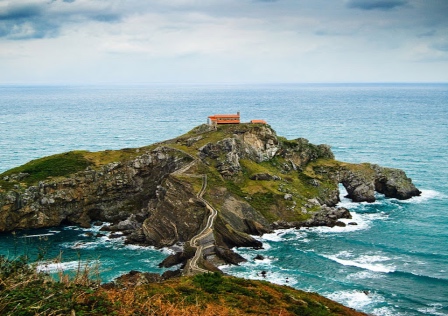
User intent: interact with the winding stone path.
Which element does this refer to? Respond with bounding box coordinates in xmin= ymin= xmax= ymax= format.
xmin=186 ymin=174 xmax=218 ymax=274
xmin=170 ymin=149 xmax=218 ymax=275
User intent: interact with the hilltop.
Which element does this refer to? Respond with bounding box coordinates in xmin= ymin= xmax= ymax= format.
xmin=0 ymin=123 xmax=420 ymax=272
xmin=0 ymin=256 xmax=367 ymax=315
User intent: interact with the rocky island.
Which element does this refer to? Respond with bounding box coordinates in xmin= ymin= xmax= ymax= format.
xmin=0 ymin=123 xmax=420 ymax=274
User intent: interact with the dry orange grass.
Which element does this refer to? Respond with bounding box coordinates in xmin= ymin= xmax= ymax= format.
xmin=103 ymin=288 xmax=236 ymax=316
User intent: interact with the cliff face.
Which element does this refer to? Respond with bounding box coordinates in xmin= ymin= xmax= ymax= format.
xmin=140 ymin=176 xmax=209 ymax=247
xmin=0 ymin=147 xmax=191 ymax=232
xmin=0 ymin=124 xmax=421 ymax=269
xmin=340 ymin=164 xmax=421 ymax=202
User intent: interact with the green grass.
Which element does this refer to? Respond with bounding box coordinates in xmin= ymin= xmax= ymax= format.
xmin=0 ymin=145 xmax=160 ymax=192
xmin=277 ymin=136 xmax=299 ymax=149
xmin=0 ymin=151 xmax=92 ymax=190
xmin=0 ymin=250 xmax=367 ymax=315
xmin=0 ymin=255 xmax=110 ymax=316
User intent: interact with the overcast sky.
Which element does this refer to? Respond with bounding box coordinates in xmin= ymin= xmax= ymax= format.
xmin=0 ymin=0 xmax=447 ymax=84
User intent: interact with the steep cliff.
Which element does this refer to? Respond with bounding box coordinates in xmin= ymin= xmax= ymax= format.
xmin=0 ymin=146 xmax=192 ymax=232
xmin=0 ymin=124 xmax=421 ymax=271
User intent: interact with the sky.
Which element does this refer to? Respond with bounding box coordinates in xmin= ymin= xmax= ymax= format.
xmin=0 ymin=0 xmax=447 ymax=84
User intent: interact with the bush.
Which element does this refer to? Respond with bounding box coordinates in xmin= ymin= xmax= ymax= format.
xmin=0 ymin=255 xmax=112 ymax=315
xmin=193 ymin=272 xmax=223 ymax=293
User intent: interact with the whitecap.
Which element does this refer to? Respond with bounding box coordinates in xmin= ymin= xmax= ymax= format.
xmin=255 ymin=228 xmax=309 ymax=246
xmin=253 ymin=257 xmax=274 ymax=265
xmin=304 ymin=211 xmax=384 ymax=234
xmin=62 ymin=226 xmax=83 ymax=231
xmin=125 ymin=244 xmax=174 ymax=255
xmin=247 ymin=235 xmax=272 ymax=250
xmin=337 ymin=198 xmax=362 ymax=210
xmin=260 ymin=242 xmax=272 ymax=250
xmin=260 ymin=231 xmax=286 ymax=242
xmin=371 ymin=306 xmax=401 ymax=316
xmin=220 ymin=262 xmax=296 ymax=287
xmin=36 ymin=260 xmax=98 ymax=273
xmin=325 ymin=290 xmax=385 ymax=311
xmin=418 ymin=303 xmax=447 ymax=316
xmin=347 ymin=270 xmax=384 ymax=280
xmin=398 ymin=189 xmax=446 ymax=204
xmin=124 ymin=244 xmax=153 ymax=251
xmin=20 ymin=233 xmax=54 ymax=238
xmin=68 ymin=241 xmax=103 ymax=250
xmin=324 ymin=252 xmax=395 ymax=273
xmin=62 ymin=234 xmax=125 ymax=250
xmin=83 ymin=222 xmax=113 ymax=233
xmin=338 ymin=195 xmax=387 ymax=209
xmin=231 ymin=248 xmax=277 ymax=264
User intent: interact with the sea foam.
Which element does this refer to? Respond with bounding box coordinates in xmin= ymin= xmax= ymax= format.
xmin=325 ymin=290 xmax=391 ymax=314
xmin=305 ymin=211 xmax=387 ymax=234
xmin=323 ymin=251 xmax=396 ymax=273
xmin=219 ymin=261 xmax=297 ymax=287
xmin=417 ymin=303 xmax=447 ymax=316
xmin=36 ymin=260 xmax=99 ymax=273
xmin=398 ymin=189 xmax=446 ymax=204
xmin=19 ymin=233 xmax=54 ymax=238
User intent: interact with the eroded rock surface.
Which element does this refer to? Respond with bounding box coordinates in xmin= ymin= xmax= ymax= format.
xmin=0 ymin=147 xmax=191 ymax=232
xmin=0 ymin=124 xmax=421 ymax=270
xmin=340 ymin=164 xmax=421 ymax=202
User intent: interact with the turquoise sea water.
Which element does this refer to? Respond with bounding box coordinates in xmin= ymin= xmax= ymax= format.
xmin=0 ymin=84 xmax=447 ymax=315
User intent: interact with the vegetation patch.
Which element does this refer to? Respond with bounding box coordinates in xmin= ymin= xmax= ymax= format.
xmin=0 ymin=151 xmax=92 ymax=190
xmin=83 ymin=146 xmax=156 ymax=168
xmin=0 ymin=145 xmax=162 ymax=192
xmin=0 ymin=246 xmax=367 ymax=316
xmin=0 ymin=255 xmax=110 ymax=315
xmin=278 ymin=136 xmax=299 ymax=149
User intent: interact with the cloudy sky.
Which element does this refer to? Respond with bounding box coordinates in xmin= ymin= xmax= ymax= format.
xmin=0 ymin=0 xmax=447 ymax=84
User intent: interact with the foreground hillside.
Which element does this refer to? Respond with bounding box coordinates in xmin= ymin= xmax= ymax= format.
xmin=0 ymin=123 xmax=420 ymax=273
xmin=0 ymin=256 xmax=366 ymax=316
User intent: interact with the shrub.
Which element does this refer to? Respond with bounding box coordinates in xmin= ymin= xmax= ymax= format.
xmin=193 ymin=272 xmax=223 ymax=293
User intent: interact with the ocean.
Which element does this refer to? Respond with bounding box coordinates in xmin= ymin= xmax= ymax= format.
xmin=0 ymin=83 xmax=447 ymax=315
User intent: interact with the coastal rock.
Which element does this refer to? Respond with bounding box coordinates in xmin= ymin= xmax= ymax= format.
xmin=249 ymin=173 xmax=280 ymax=181
xmin=272 ymin=206 xmax=351 ymax=229
xmin=304 ymin=206 xmax=351 ymax=227
xmin=116 ymin=214 xmax=141 ymax=230
xmin=215 ymin=246 xmax=246 ymax=265
xmin=0 ymin=147 xmax=192 ymax=232
xmin=159 ymin=246 xmax=195 ymax=268
xmin=141 ymin=176 xmax=208 ymax=247
xmin=340 ymin=163 xmax=421 ymax=202
xmin=113 ymin=270 xmax=164 ymax=288
xmin=0 ymin=123 xmax=421 ymax=272
xmin=214 ymin=216 xmax=263 ymax=249
xmin=372 ymin=164 xmax=421 ymax=200
xmin=341 ymin=167 xmax=376 ymax=202
xmin=281 ymin=138 xmax=334 ymax=169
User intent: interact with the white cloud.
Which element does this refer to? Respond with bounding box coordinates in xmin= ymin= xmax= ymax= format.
xmin=0 ymin=0 xmax=447 ymax=83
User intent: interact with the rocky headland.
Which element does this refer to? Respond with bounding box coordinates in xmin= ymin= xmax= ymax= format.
xmin=0 ymin=123 xmax=420 ymax=273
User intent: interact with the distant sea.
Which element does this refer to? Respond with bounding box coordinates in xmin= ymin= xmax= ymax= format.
xmin=0 ymin=84 xmax=447 ymax=316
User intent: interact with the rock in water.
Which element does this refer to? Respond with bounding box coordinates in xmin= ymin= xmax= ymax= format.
xmin=0 ymin=123 xmax=421 ymax=270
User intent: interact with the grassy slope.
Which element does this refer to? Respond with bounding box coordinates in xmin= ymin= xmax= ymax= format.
xmin=169 ymin=124 xmax=339 ymax=222
xmin=0 ymin=256 xmax=366 ymax=316
xmin=0 ymin=145 xmax=157 ymax=192
xmin=1 ymin=123 xmax=348 ymax=222
xmin=0 ymin=126 xmax=372 ymax=315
